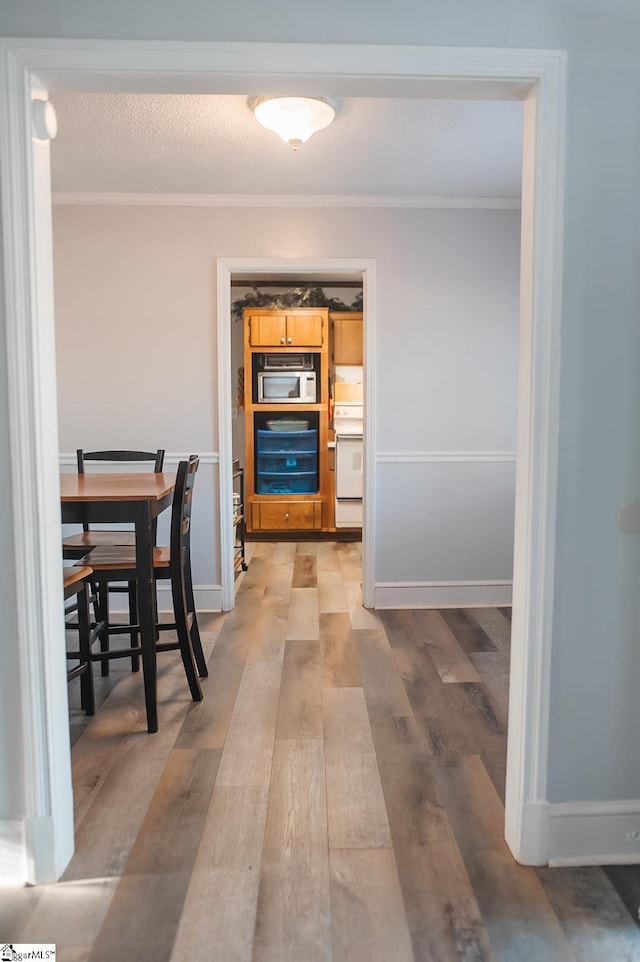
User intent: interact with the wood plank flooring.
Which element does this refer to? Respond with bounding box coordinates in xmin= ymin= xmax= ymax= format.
xmin=5 ymin=541 xmax=640 ymax=961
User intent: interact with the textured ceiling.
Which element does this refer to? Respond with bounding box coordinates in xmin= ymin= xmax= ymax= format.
xmin=49 ymin=93 xmax=523 ymax=199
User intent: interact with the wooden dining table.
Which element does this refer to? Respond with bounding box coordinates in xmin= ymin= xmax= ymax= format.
xmin=60 ymin=471 xmax=176 ymax=733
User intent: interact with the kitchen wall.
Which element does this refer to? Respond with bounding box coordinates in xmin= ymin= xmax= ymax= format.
xmin=52 ymin=203 xmax=520 ymax=610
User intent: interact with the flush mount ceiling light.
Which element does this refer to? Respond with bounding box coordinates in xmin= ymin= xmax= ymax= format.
xmin=249 ymin=96 xmax=338 ymax=150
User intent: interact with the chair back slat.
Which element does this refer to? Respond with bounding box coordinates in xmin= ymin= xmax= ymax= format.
xmin=77 ymin=448 xmax=165 ymax=473
xmin=171 ymin=456 xmax=199 ymax=566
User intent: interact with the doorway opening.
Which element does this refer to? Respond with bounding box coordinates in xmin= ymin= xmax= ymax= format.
xmin=217 ymin=258 xmax=375 ymax=610
xmin=0 ymin=42 xmax=565 ymax=881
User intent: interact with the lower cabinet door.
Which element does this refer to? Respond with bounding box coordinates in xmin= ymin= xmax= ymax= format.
xmin=252 ymin=500 xmax=322 ymax=530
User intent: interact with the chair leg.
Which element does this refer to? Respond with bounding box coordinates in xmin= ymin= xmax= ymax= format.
xmin=89 ymin=576 xmax=100 ymax=622
xmin=189 ymin=608 xmax=208 ymax=679
xmin=171 ymin=571 xmax=203 ymax=702
xmin=96 ymin=582 xmax=110 ymax=677
xmin=184 ymin=553 xmax=208 ymax=678
xmin=77 ymin=583 xmax=95 ymax=715
xmin=128 ymin=581 xmax=140 ymax=672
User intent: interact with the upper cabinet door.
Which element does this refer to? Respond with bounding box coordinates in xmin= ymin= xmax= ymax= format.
xmin=286 ymin=313 xmax=324 ymax=346
xmin=248 ymin=314 xmax=287 ymax=346
xmin=247 ymin=311 xmax=325 ymax=346
xmin=331 ymin=313 xmax=363 ymax=365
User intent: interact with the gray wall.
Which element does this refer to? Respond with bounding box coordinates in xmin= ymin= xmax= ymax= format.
xmin=1 ymin=0 xmax=639 ymax=822
xmin=52 ymin=204 xmax=519 ymax=600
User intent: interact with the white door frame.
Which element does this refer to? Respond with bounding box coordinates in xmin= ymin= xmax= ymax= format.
xmin=216 ymin=257 xmax=376 ymax=611
xmin=0 ymin=39 xmax=566 ymax=881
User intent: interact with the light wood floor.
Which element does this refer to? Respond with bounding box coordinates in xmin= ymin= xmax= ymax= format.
xmin=4 ymin=541 xmax=640 ymax=961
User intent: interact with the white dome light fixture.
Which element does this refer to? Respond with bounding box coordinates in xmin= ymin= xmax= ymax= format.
xmin=250 ymin=96 xmax=337 ymax=150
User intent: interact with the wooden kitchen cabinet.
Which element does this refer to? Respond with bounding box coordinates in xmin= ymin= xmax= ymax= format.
xmin=330 ymin=312 xmax=363 ymax=365
xmin=243 ymin=306 xmax=330 ymax=535
xmin=241 ymin=304 xmax=362 ymax=537
xmin=251 ymin=500 xmax=323 ymax=531
xmin=247 ymin=308 xmax=326 ymax=347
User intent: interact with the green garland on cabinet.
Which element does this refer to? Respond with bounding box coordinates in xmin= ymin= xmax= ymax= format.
xmin=231 ymin=285 xmax=363 ymax=323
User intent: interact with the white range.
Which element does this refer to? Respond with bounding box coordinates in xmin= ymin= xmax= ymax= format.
xmin=333 ymin=366 xmax=363 ymax=529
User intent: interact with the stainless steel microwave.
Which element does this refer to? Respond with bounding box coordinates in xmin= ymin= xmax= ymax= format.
xmin=257 ymin=370 xmax=317 ymax=404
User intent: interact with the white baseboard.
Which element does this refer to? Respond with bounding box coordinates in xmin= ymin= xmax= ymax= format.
xmin=507 ymin=801 xmax=550 ymax=865
xmin=157 ymin=584 xmax=222 ymax=612
xmin=0 ymin=820 xmax=27 ymax=885
xmin=548 ymin=800 xmax=640 ymax=866
xmin=373 ymin=581 xmax=513 ymax=608
xmin=109 ymin=584 xmax=223 ymax=614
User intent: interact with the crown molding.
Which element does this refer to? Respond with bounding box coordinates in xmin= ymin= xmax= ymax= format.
xmin=51 ymin=191 xmax=521 ymax=211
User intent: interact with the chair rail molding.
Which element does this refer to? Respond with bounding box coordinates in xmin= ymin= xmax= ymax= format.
xmin=376 ymin=450 xmax=517 ymax=463
xmin=0 ymin=37 xmax=566 ymax=881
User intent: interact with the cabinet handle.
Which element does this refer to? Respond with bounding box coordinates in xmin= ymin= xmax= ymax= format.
xmin=287 ymin=337 xmax=292 ymax=344
xmin=280 ymin=336 xmax=285 ymax=344
xmin=285 ymin=512 xmax=289 ymax=521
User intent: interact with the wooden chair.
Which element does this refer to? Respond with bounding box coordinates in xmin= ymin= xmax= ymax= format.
xmin=63 ymin=561 xmax=98 ymax=716
xmin=62 ymin=448 xmax=165 ymax=673
xmin=85 ymin=457 xmax=207 ymax=708
xmin=62 ymin=448 xmax=166 ymax=552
